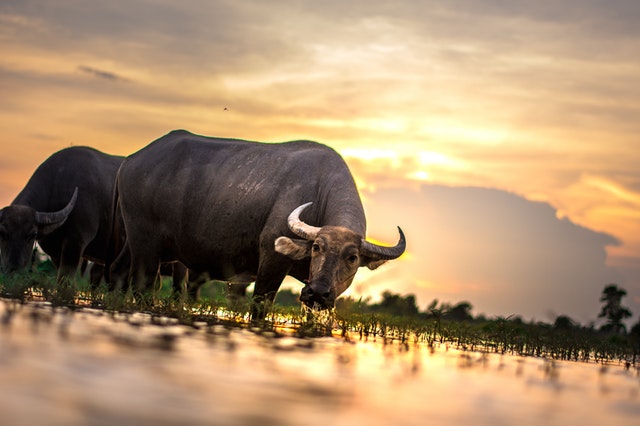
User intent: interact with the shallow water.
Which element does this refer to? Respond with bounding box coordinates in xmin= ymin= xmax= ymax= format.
xmin=1 ymin=299 xmax=638 ymax=426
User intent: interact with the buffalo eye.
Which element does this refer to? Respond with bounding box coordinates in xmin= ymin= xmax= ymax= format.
xmin=312 ymin=243 xmax=320 ymax=253
xmin=346 ymin=254 xmax=358 ymax=265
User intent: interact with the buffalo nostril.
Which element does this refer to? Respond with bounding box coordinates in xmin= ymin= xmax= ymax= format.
xmin=322 ymin=292 xmax=330 ymax=299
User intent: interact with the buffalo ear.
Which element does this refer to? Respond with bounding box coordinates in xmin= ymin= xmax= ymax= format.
xmin=360 ymin=256 xmax=388 ymax=270
xmin=274 ymin=236 xmax=312 ymax=260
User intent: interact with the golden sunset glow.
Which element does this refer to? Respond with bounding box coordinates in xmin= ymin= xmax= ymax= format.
xmin=1 ymin=1 xmax=639 ymax=323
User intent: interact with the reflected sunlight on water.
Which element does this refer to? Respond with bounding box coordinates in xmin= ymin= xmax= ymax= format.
xmin=1 ymin=299 xmax=638 ymax=425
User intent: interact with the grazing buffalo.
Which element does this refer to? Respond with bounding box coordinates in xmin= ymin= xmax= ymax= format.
xmin=0 ymin=147 xmax=124 ymax=284
xmin=110 ymin=130 xmax=406 ymax=318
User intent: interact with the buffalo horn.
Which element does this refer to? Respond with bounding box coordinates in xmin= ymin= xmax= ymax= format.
xmin=35 ymin=187 xmax=78 ymax=225
xmin=361 ymin=227 xmax=406 ymax=260
xmin=287 ymin=202 xmax=321 ymax=240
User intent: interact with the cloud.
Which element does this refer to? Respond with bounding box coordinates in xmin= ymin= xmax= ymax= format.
xmin=355 ymin=184 xmax=625 ymax=324
xmin=77 ymin=65 xmax=129 ymax=82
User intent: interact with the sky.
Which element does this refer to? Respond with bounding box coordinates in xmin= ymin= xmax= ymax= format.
xmin=1 ymin=0 xmax=639 ymax=326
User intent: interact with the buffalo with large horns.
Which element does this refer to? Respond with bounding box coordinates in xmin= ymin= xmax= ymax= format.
xmin=109 ymin=130 xmax=406 ymax=318
xmin=0 ymin=147 xmax=124 ymax=284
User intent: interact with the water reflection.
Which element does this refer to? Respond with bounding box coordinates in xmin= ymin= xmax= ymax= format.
xmin=1 ymin=299 xmax=638 ymax=425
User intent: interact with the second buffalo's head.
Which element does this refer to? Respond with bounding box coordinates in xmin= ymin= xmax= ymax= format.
xmin=0 ymin=188 xmax=77 ymax=274
xmin=275 ymin=202 xmax=406 ymax=310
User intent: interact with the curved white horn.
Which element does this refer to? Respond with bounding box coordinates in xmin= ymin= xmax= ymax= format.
xmin=361 ymin=226 xmax=406 ymax=260
xmin=287 ymin=202 xmax=321 ymax=240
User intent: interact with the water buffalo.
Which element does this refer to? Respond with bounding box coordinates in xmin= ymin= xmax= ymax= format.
xmin=0 ymin=147 xmax=124 ymax=284
xmin=110 ymin=129 xmax=406 ymax=318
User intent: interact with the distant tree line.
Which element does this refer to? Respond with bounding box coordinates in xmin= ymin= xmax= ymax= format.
xmin=274 ymin=283 xmax=640 ymax=338
xmin=267 ymin=283 xmax=640 ymax=363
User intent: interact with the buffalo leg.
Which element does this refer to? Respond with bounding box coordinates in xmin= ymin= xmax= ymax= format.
xmin=89 ymin=263 xmax=104 ymax=288
xmin=251 ymin=259 xmax=290 ymax=321
xmin=107 ymin=243 xmax=132 ymax=292
xmin=127 ymin=239 xmax=162 ymax=296
xmin=57 ymin=242 xmax=84 ymax=284
xmin=170 ymin=263 xmax=188 ymax=297
xmin=130 ymin=258 xmax=160 ymax=295
xmin=124 ymin=221 xmax=163 ymax=296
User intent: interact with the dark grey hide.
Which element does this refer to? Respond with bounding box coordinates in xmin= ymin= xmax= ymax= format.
xmin=112 ymin=130 xmax=405 ymax=318
xmin=0 ymin=147 xmax=124 ymax=284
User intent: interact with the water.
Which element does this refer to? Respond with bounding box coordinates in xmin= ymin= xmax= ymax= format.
xmin=1 ymin=299 xmax=638 ymax=425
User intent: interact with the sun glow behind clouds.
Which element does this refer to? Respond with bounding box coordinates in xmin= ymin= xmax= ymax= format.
xmin=305 ymin=117 xmax=410 ymax=134
xmin=342 ymin=148 xmax=465 ymax=187
xmin=341 ymin=148 xmax=400 ymax=163
xmin=341 ymin=148 xmax=461 ymax=167
xmin=583 ymin=174 xmax=640 ymax=206
xmin=421 ymin=124 xmax=507 ymax=146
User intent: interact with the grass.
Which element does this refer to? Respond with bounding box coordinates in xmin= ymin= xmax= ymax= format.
xmin=335 ymin=310 xmax=640 ymax=364
xmin=1 ymin=267 xmax=639 ymax=365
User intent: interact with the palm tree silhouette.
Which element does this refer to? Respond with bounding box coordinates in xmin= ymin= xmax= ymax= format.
xmin=598 ymin=284 xmax=632 ymax=334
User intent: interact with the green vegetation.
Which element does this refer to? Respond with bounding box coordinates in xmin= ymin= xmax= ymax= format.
xmin=328 ymin=287 xmax=640 ymax=364
xmin=2 ymin=261 xmax=639 ymax=366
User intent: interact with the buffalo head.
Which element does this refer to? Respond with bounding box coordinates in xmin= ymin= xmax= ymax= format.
xmin=274 ymin=202 xmax=406 ymax=310
xmin=0 ymin=188 xmax=77 ymax=273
